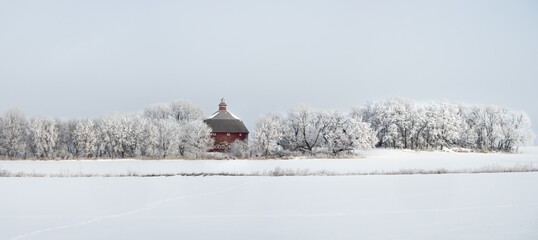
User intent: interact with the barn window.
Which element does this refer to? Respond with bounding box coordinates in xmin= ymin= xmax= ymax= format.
xmin=227 ymin=133 xmax=230 ymax=136
xmin=239 ymin=133 xmax=242 ymax=136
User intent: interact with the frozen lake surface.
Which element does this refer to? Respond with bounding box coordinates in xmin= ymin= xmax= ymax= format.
xmin=1 ymin=174 xmax=537 ymax=240
xmin=1 ymin=147 xmax=537 ymax=176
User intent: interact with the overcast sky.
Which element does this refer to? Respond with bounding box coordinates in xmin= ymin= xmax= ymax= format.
xmin=1 ymin=0 xmax=537 ymax=139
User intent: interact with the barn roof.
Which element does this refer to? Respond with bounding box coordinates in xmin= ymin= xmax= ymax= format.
xmin=203 ymin=99 xmax=249 ymax=133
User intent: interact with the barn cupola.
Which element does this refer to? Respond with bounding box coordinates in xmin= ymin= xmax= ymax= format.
xmin=219 ymin=98 xmax=227 ymax=110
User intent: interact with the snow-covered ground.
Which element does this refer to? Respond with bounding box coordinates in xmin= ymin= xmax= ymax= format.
xmin=1 ymin=174 xmax=537 ymax=240
xmin=1 ymin=148 xmax=537 ymax=239
xmin=1 ymin=147 xmax=537 ymax=176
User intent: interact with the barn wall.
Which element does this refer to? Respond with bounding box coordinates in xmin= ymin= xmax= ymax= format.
xmin=210 ymin=133 xmax=248 ymax=152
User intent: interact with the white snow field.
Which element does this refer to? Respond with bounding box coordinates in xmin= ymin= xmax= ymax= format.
xmin=1 ymin=174 xmax=537 ymax=240
xmin=1 ymin=148 xmax=538 ymax=239
xmin=1 ymin=147 xmax=537 ymax=176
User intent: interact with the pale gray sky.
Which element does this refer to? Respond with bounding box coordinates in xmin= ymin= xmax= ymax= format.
xmin=1 ymin=0 xmax=537 ymax=138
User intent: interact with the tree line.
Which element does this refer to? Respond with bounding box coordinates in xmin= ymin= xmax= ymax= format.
xmin=242 ymin=98 xmax=533 ymax=158
xmin=0 ymin=98 xmax=534 ymax=159
xmin=355 ymin=98 xmax=533 ymax=152
xmin=0 ymin=100 xmax=213 ymax=159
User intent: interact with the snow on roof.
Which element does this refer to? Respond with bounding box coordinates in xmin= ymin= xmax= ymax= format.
xmin=204 ymin=109 xmax=248 ymax=133
xmin=208 ymin=111 xmax=219 ymax=119
xmin=228 ymin=111 xmax=240 ymax=120
xmin=207 ymin=110 xmax=240 ymax=120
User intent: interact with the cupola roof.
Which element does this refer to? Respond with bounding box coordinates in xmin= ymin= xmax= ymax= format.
xmin=203 ymin=99 xmax=249 ymax=133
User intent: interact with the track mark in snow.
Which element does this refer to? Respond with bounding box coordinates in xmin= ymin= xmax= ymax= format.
xmin=9 ymin=179 xmax=261 ymax=240
xmin=93 ymin=204 xmax=517 ymax=219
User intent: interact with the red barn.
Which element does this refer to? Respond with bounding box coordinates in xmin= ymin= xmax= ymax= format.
xmin=203 ymin=99 xmax=249 ymax=152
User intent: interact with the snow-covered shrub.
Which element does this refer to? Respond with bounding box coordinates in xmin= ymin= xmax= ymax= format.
xmin=227 ymin=139 xmax=251 ymax=159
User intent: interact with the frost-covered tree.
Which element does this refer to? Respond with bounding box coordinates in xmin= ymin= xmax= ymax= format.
xmin=274 ymin=106 xmax=377 ymax=155
xmin=423 ymin=101 xmax=466 ymax=150
xmin=0 ymin=109 xmax=28 ymax=159
xmin=55 ymin=119 xmax=78 ymax=159
xmin=2 ymin=98 xmax=532 ymax=159
xmin=497 ymin=111 xmax=533 ymax=151
xmin=354 ymin=98 xmax=533 ymax=152
xmin=117 ymin=114 xmax=144 ymax=158
xmin=96 ymin=114 xmax=140 ymax=158
xmin=323 ymin=112 xmax=377 ymax=155
xmin=253 ymin=113 xmax=285 ymax=157
xmin=463 ymin=106 xmax=533 ymax=152
xmin=353 ymin=101 xmax=396 ymax=148
xmin=93 ymin=119 xmax=108 ymax=158
xmin=153 ymin=119 xmax=181 ymax=158
xmin=228 ymin=139 xmax=251 ymax=159
xmin=385 ymin=97 xmax=424 ymax=149
xmin=354 ymin=98 xmax=423 ymax=149
xmin=28 ymin=117 xmax=58 ymax=159
xmin=136 ymin=117 xmax=159 ymax=158
xmin=129 ymin=114 xmax=147 ymax=157
xmin=177 ymin=121 xmax=213 ymax=158
xmin=169 ymin=100 xmax=204 ymax=122
xmin=85 ymin=111 xmax=213 ymax=159
xmin=143 ymin=104 xmax=171 ymax=120
xmin=74 ymin=119 xmax=98 ymax=158
xmin=465 ymin=105 xmax=502 ymax=151
xmin=284 ymin=105 xmax=328 ymax=152
xmin=95 ymin=115 xmax=115 ymax=158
